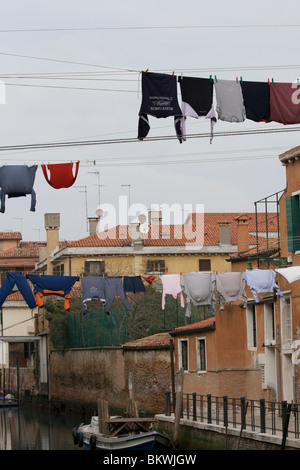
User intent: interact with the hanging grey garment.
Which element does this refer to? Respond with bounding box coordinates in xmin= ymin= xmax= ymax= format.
xmin=81 ymin=276 xmax=106 ymax=315
xmin=214 ymin=79 xmax=246 ymax=123
xmin=104 ymin=276 xmax=131 ymax=315
xmin=245 ymin=269 xmax=285 ymax=303
xmin=181 ymin=272 xmax=216 ymax=317
xmin=0 ymin=165 xmax=37 ymax=213
xmin=215 ymin=272 xmax=247 ymax=310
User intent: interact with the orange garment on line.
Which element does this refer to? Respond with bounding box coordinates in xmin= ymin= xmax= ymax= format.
xmin=36 ymin=290 xmax=72 ymax=310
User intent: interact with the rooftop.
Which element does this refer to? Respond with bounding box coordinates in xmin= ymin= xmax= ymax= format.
xmin=60 ymin=212 xmax=277 ymax=250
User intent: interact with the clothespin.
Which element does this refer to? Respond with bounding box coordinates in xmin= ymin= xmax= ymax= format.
xmin=236 ymin=77 xmax=239 ymax=83
xmin=240 ymin=76 xmax=243 ymax=84
xmin=145 ymin=69 xmax=149 ymax=74
xmin=209 ymin=75 xmax=212 ymax=82
xmin=214 ymin=75 xmax=218 ymax=83
xmin=172 ymin=71 xmax=175 ymax=77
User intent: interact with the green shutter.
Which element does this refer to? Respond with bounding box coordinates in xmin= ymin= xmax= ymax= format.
xmin=286 ymin=195 xmax=300 ymax=252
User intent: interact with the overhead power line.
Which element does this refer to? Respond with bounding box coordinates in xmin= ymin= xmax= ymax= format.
xmin=0 ymin=126 xmax=298 ymax=153
xmin=0 ymin=24 xmax=300 ymax=33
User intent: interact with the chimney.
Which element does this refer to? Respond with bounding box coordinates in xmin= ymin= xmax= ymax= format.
xmin=44 ymin=213 xmax=60 ymax=274
xmin=218 ymin=222 xmax=231 ymax=245
xmin=129 ymin=223 xmax=143 ymax=251
xmin=235 ymin=214 xmax=251 ymax=253
xmin=148 ymin=210 xmax=162 ymax=225
xmin=88 ymin=217 xmax=99 ymax=236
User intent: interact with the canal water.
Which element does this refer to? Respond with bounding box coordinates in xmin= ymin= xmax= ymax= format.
xmin=0 ymin=404 xmax=84 ymax=450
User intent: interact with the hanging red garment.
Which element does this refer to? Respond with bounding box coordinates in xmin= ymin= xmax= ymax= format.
xmin=41 ymin=161 xmax=80 ymax=189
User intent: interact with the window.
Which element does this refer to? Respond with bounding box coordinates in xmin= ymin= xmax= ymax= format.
xmin=147 ymin=259 xmax=165 ymax=273
xmin=199 ymin=259 xmax=211 ymax=271
xmin=286 ymin=194 xmax=300 ymax=252
xmin=264 ymin=302 xmax=275 ymax=344
xmin=197 ymin=338 xmax=207 ymax=372
xmin=179 ymin=339 xmax=188 ymax=370
xmin=247 ymin=303 xmax=257 ymax=348
xmin=53 ymin=264 xmax=64 ymax=276
xmin=281 ymin=295 xmax=292 ymax=348
xmin=84 ymin=260 xmax=105 ymax=274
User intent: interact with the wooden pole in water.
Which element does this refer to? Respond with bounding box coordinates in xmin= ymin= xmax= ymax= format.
xmin=98 ymin=398 xmax=109 ymax=435
xmin=174 ymin=368 xmax=184 ymax=448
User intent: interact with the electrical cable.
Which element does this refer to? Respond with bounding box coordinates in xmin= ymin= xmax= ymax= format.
xmin=0 ymin=126 xmax=298 ymax=153
xmin=0 ymin=24 xmax=300 ymax=33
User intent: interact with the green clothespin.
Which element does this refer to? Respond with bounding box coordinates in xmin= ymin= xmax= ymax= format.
xmin=214 ymin=75 xmax=218 ymax=83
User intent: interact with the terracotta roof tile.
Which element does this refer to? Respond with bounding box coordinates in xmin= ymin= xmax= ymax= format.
xmin=172 ymin=317 xmax=216 ymax=333
xmin=63 ymin=212 xmax=278 ymax=249
xmin=0 ymin=241 xmax=46 ymax=259
xmin=123 ymin=332 xmax=172 ymax=348
xmin=0 ymin=232 xmax=22 ymax=240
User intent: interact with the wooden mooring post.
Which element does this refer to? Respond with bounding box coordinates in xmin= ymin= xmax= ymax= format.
xmin=97 ymin=398 xmax=109 ymax=435
xmin=174 ymin=368 xmax=184 ymax=448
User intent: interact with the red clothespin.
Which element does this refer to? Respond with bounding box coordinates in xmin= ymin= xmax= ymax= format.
xmin=236 ymin=77 xmax=238 ymax=83
xmin=172 ymin=71 xmax=175 ymax=77
xmin=145 ymin=69 xmax=149 ymax=74
xmin=268 ymin=78 xmax=270 ymax=85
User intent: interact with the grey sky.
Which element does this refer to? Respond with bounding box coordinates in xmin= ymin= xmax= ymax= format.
xmin=0 ymin=0 xmax=299 ymax=241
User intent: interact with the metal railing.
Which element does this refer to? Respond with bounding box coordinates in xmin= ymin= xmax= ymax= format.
xmin=165 ymin=392 xmax=299 ymax=443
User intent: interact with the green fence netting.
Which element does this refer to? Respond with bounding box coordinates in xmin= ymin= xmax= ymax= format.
xmin=47 ymin=292 xmax=213 ymax=350
xmin=68 ymin=308 xmax=127 ymax=348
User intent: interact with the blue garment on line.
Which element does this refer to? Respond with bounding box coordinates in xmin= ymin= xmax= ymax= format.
xmin=138 ymin=71 xmax=183 ymax=142
xmin=245 ymin=269 xmax=285 ymax=302
xmin=26 ymin=274 xmax=78 ymax=310
xmin=0 ymin=165 xmax=37 ymax=213
xmin=81 ymin=276 xmax=106 ymax=315
xmin=123 ymin=276 xmax=146 ymax=293
xmin=0 ymin=272 xmax=36 ymax=309
xmin=104 ymin=277 xmax=131 ymax=314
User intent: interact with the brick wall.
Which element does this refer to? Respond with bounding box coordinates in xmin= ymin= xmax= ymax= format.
xmin=49 ymin=346 xmax=171 ymax=414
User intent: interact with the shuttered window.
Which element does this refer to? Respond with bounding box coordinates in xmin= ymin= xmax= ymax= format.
xmin=286 ymin=195 xmax=300 ymax=252
xmin=84 ymin=260 xmax=105 ymax=274
xmin=199 ymin=259 xmax=211 ymax=271
xmin=147 ymin=260 xmax=166 ymax=273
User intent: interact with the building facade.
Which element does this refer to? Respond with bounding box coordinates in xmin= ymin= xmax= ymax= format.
xmin=170 ymin=146 xmax=300 ymax=404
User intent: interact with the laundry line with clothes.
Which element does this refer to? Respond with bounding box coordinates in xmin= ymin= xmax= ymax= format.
xmin=138 ymin=70 xmax=300 ymax=144
xmin=0 ymin=161 xmax=80 ymax=213
xmin=0 ymin=272 xmax=147 ymax=316
xmin=160 ymin=267 xmax=299 ymax=317
xmin=0 ymin=267 xmax=297 ymax=320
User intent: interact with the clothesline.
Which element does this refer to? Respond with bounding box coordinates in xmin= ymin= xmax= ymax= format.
xmin=138 ymin=71 xmax=300 ymax=144
xmin=0 ymin=267 xmax=297 ymax=320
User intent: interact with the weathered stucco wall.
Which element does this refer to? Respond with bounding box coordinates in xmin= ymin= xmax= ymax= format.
xmin=49 ymin=346 xmax=171 ymax=414
xmin=123 ymin=349 xmax=172 ymax=413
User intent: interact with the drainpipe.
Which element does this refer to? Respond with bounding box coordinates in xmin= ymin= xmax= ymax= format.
xmin=276 ymin=325 xmax=282 ymax=403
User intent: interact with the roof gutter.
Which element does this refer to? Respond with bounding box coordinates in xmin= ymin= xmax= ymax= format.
xmin=170 ymin=323 xmax=215 ymax=337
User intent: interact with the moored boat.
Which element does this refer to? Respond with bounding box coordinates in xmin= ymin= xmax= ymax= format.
xmin=0 ymin=392 xmax=18 ymax=407
xmin=72 ymin=415 xmax=171 ymax=451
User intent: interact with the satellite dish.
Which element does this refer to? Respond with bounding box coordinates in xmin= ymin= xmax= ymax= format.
xmin=139 ymin=223 xmax=149 ymax=234
xmin=96 ymin=208 xmax=104 ymax=218
xmin=138 ymin=214 xmax=147 ymax=224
